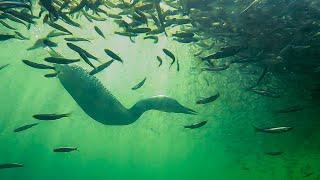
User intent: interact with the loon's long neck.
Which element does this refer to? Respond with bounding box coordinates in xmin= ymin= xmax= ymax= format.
xmin=129 ymin=96 xmax=197 ymax=120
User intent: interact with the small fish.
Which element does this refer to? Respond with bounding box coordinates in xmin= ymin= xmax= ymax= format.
xmin=250 ymin=88 xmax=280 ymax=98
xmin=47 ymin=30 xmax=69 ymax=38
xmin=174 ymin=37 xmax=199 ymax=43
xmin=274 ymin=105 xmax=304 ymax=114
xmin=202 ymin=46 xmax=243 ymax=60
xmin=14 ymin=123 xmax=39 ymax=132
xmin=196 ymin=93 xmax=220 ymax=104
xmin=79 ymin=52 xmax=95 ymax=69
xmin=47 ymin=48 xmax=63 ymax=58
xmin=33 ymin=113 xmax=71 ymax=121
xmin=40 ymin=0 xmax=59 ymax=19
xmin=94 ymin=26 xmax=105 ymax=39
xmin=166 ymin=18 xmax=191 ymax=26
xmin=0 ymin=1 xmax=30 ymax=10
xmin=5 ymin=9 xmax=35 ymax=24
xmin=60 ymin=13 xmax=81 ymax=28
xmin=44 ymin=72 xmax=58 ymax=78
xmin=0 ymin=163 xmax=23 ymax=169
xmin=43 ymin=39 xmax=57 ymax=47
xmin=64 ymin=37 xmax=91 ymax=42
xmin=134 ymin=9 xmax=148 ymax=25
xmin=172 ymin=32 xmax=194 ymax=38
xmin=14 ymin=31 xmax=29 ymax=40
xmin=69 ymin=0 xmax=86 ymax=14
xmin=27 ymin=39 xmax=45 ymax=51
xmin=104 ymin=49 xmax=123 ymax=63
xmin=84 ymin=12 xmax=107 ymax=21
xmin=162 ymin=49 xmax=176 ymax=68
xmin=0 ymin=34 xmax=16 ymax=41
xmin=0 ymin=64 xmax=9 ymax=71
xmin=240 ymin=0 xmax=260 ymax=15
xmin=105 ymin=13 xmax=122 ymax=19
xmin=253 ymin=125 xmax=293 ymax=133
xmin=202 ymin=64 xmax=230 ymax=72
xmin=0 ymin=20 xmax=16 ymax=30
xmin=53 ymin=147 xmax=78 ymax=153
xmin=184 ymin=121 xmax=207 ymax=129
xmin=154 ymin=2 xmax=167 ymax=36
xmin=67 ymin=43 xmax=98 ymax=61
xmin=176 ymin=59 xmax=180 ymax=71
xmin=264 ymin=151 xmax=283 ymax=156
xmin=43 ymin=14 xmax=49 ymax=24
xmin=156 ymin=56 xmax=163 ymax=67
xmin=89 ymin=60 xmax=114 ymax=75
xmin=22 ymin=60 xmax=55 ymax=70
xmin=135 ymin=3 xmax=154 ymax=11
xmin=1 ymin=13 xmax=28 ymax=28
xmin=128 ymin=27 xmax=151 ymax=34
xmin=143 ymin=35 xmax=158 ymax=43
xmin=44 ymin=57 xmax=80 ymax=64
xmin=131 ymin=77 xmax=147 ymax=90
xmin=114 ymin=31 xmax=138 ymax=37
xmin=249 ymin=67 xmax=268 ymax=89
xmin=48 ymin=22 xmax=72 ymax=35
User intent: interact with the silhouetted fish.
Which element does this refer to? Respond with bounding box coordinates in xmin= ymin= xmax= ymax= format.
xmin=253 ymin=125 xmax=293 ymax=133
xmin=201 ymin=64 xmax=230 ymax=72
xmin=163 ymin=48 xmax=176 ymax=68
xmin=94 ymin=26 xmax=105 ymax=39
xmin=89 ymin=60 xmax=114 ymax=75
xmin=104 ymin=49 xmax=123 ymax=63
xmin=173 ymin=32 xmax=194 ymax=38
xmin=14 ymin=123 xmax=38 ymax=132
xmin=48 ymin=22 xmax=72 ymax=35
xmin=144 ymin=35 xmax=158 ymax=43
xmin=0 ymin=64 xmax=9 ymax=71
xmin=202 ymin=46 xmax=244 ymax=60
xmin=274 ymin=105 xmax=304 ymax=114
xmin=22 ymin=60 xmax=55 ymax=70
xmin=43 ymin=39 xmax=57 ymax=47
xmin=264 ymin=151 xmax=283 ymax=156
xmin=0 ymin=163 xmax=23 ymax=169
xmin=44 ymin=72 xmax=58 ymax=78
xmin=128 ymin=27 xmax=151 ymax=34
xmin=250 ymin=88 xmax=280 ymax=98
xmin=64 ymin=37 xmax=91 ymax=42
xmin=196 ymin=93 xmax=220 ymax=104
xmin=132 ymin=77 xmax=146 ymax=90
xmin=79 ymin=52 xmax=95 ymax=69
xmin=33 ymin=113 xmax=71 ymax=120
xmin=0 ymin=34 xmax=16 ymax=41
xmin=53 ymin=147 xmax=78 ymax=153
xmin=44 ymin=57 xmax=80 ymax=64
xmin=184 ymin=121 xmax=207 ymax=129
xmin=67 ymin=43 xmax=98 ymax=61
xmin=157 ymin=56 xmax=163 ymax=67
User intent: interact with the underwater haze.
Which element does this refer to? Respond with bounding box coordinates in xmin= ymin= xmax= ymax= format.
xmin=0 ymin=0 xmax=320 ymax=179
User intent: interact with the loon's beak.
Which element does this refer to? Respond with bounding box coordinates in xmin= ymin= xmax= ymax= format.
xmin=182 ymin=107 xmax=198 ymax=115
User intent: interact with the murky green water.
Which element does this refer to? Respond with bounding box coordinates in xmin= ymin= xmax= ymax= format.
xmin=0 ymin=0 xmax=320 ymax=179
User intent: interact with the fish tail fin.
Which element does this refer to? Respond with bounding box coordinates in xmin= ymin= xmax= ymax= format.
xmin=63 ymin=112 xmax=72 ymax=117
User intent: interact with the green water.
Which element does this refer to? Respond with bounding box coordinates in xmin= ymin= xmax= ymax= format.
xmin=1 ymin=3 xmax=320 ymax=180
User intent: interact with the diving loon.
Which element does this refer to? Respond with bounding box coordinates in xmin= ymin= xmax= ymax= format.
xmin=55 ymin=65 xmax=197 ymax=125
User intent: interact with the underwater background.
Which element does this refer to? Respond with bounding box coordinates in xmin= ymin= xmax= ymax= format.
xmin=0 ymin=0 xmax=320 ymax=179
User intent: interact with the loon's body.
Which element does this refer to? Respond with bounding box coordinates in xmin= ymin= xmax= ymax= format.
xmin=55 ymin=65 xmax=196 ymax=125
